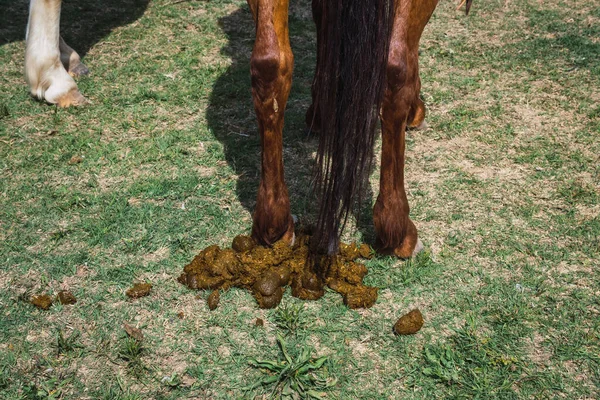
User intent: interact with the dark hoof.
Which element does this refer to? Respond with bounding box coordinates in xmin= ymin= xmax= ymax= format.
xmin=69 ymin=63 xmax=89 ymax=77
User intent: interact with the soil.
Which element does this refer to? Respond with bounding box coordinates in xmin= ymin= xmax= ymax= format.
xmin=56 ymin=290 xmax=77 ymax=305
xmin=178 ymin=231 xmax=376 ymax=309
xmin=30 ymin=294 xmax=53 ymax=310
xmin=126 ymin=283 xmax=152 ymax=298
xmin=393 ymin=309 xmax=424 ymax=335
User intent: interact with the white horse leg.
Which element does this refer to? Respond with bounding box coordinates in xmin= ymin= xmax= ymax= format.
xmin=25 ymin=0 xmax=86 ymax=106
xmin=59 ymin=36 xmax=89 ymax=77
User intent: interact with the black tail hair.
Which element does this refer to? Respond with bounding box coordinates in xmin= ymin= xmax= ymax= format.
xmin=312 ymin=0 xmax=394 ymax=255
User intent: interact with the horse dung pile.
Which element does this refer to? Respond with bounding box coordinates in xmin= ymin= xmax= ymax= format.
xmin=178 ymin=232 xmax=378 ymax=309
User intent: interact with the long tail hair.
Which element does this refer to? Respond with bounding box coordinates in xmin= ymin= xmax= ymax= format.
xmin=312 ymin=0 xmax=394 ymax=255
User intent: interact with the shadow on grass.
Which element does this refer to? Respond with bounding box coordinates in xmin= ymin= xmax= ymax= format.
xmin=522 ymin=8 xmax=600 ymax=75
xmin=207 ymin=1 xmax=377 ymax=243
xmin=0 ymin=0 xmax=150 ymax=57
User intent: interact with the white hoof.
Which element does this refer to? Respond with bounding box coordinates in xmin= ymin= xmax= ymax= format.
xmin=412 ymin=121 xmax=429 ymax=131
xmin=412 ymin=239 xmax=424 ymax=257
xmin=25 ymin=0 xmax=86 ymax=107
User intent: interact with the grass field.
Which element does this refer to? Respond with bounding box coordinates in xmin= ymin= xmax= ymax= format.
xmin=1 ymin=0 xmax=599 ymax=398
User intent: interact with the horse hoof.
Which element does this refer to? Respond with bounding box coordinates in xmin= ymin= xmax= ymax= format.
xmin=412 ymin=239 xmax=424 ymax=257
xmin=69 ymin=62 xmax=89 ymax=77
xmin=408 ymin=120 xmax=428 ymax=131
xmin=379 ymin=235 xmax=420 ymax=259
xmin=56 ymin=89 xmax=88 ymax=107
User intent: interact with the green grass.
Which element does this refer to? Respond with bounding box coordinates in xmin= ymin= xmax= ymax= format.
xmin=1 ymin=0 xmax=599 ymax=398
xmin=245 ymin=334 xmax=336 ymax=399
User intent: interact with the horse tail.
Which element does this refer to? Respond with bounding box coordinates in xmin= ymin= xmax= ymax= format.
xmin=457 ymin=0 xmax=473 ymax=14
xmin=312 ymin=0 xmax=394 ymax=255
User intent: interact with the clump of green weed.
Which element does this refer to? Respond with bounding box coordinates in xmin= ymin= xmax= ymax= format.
xmin=54 ymin=328 xmax=83 ymax=356
xmin=23 ymin=377 xmax=73 ymax=400
xmin=421 ymin=320 xmax=524 ymax=397
xmin=245 ymin=334 xmax=336 ymax=399
xmin=274 ymin=302 xmax=304 ymax=335
xmin=117 ymin=337 xmax=147 ymax=378
xmin=0 ymin=104 xmax=9 ymax=119
xmin=422 ymin=345 xmax=463 ymax=384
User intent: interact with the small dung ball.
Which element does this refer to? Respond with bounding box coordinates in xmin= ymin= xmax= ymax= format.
xmin=393 ymin=308 xmax=424 ymax=335
xmin=126 ymin=283 xmax=152 ymax=299
xmin=207 ymin=290 xmax=220 ymax=310
xmin=232 ymin=235 xmax=256 ymax=253
xmin=56 ymin=290 xmax=77 ymax=305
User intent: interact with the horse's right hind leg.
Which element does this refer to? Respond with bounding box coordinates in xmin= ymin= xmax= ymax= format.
xmin=373 ymin=0 xmax=438 ymax=258
xmin=307 ymin=0 xmax=426 ymax=135
xmin=25 ymin=0 xmax=86 ymax=106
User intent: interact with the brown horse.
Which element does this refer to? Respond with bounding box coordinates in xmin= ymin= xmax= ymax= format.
xmin=24 ymin=0 xmax=472 ymax=262
xmin=247 ymin=0 xmax=441 ymax=259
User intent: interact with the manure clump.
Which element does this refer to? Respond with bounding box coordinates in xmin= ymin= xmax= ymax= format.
xmin=57 ymin=290 xmax=77 ymax=305
xmin=126 ymin=283 xmax=152 ymax=298
xmin=178 ymin=232 xmax=376 ymax=309
xmin=393 ymin=309 xmax=424 ymax=335
xmin=31 ymin=294 xmax=53 ymax=310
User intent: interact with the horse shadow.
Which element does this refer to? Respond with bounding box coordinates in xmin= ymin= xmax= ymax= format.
xmin=0 ymin=0 xmax=378 ymax=243
xmin=0 ymin=0 xmax=150 ymax=56
xmin=207 ymin=1 xmax=377 ymax=244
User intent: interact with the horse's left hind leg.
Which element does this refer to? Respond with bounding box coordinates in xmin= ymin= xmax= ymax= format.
xmin=248 ymin=0 xmax=295 ymax=246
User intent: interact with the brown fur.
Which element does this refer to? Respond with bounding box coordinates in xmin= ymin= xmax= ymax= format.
xmin=373 ymin=0 xmax=439 ymax=257
xmin=408 ymin=97 xmax=426 ymax=129
xmin=250 ymin=0 xmax=441 ymax=258
xmin=248 ymin=0 xmax=295 ymax=246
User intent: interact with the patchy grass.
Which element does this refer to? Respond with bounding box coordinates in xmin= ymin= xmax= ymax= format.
xmin=0 ymin=0 xmax=599 ymax=398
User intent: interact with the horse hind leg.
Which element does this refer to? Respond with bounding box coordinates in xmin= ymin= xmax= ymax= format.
xmin=25 ymin=0 xmax=87 ymax=107
xmin=373 ymin=0 xmax=438 ymax=258
xmin=59 ymin=36 xmax=89 ymax=77
xmin=248 ymin=0 xmax=295 ymax=246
